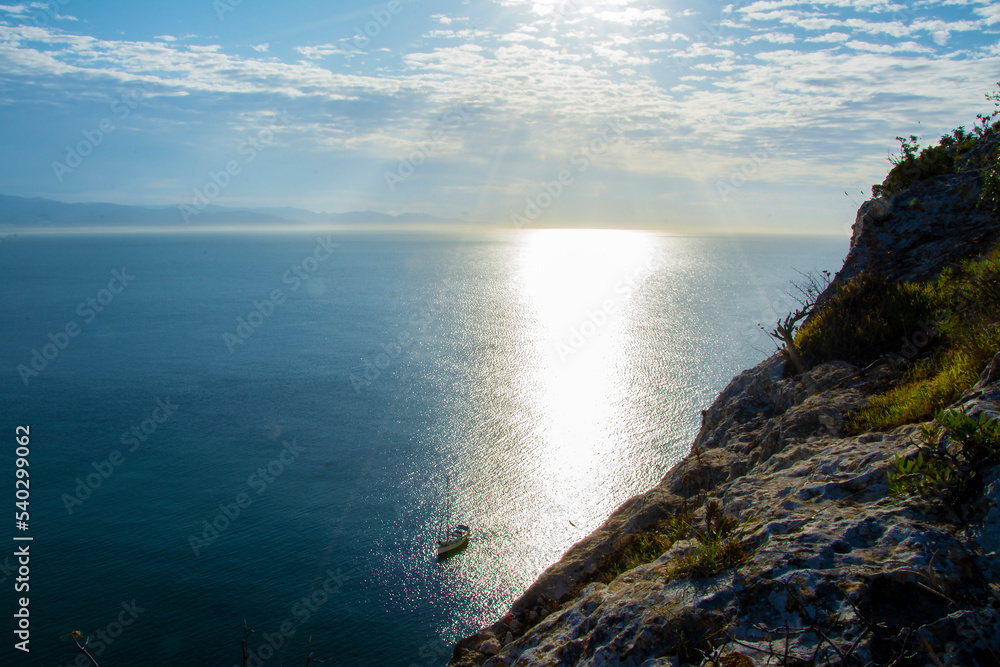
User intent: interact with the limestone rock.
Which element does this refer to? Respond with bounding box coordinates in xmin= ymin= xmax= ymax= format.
xmin=478 ymin=638 xmax=500 ymax=656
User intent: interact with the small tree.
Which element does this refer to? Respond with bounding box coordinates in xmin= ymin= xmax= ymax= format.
xmin=761 ymin=270 xmax=831 ymax=375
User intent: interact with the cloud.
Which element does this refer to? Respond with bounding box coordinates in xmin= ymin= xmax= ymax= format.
xmin=843 ymin=39 xmax=935 ymax=52
xmin=594 ymin=7 xmax=671 ymax=26
xmin=974 ymin=3 xmax=1000 ymax=25
xmin=806 ymin=32 xmax=851 ymax=42
xmin=745 ymin=32 xmax=797 ymax=43
xmin=1 ymin=0 xmax=998 ymax=227
xmin=0 ymin=5 xmax=32 ymax=15
xmin=295 ymin=44 xmax=347 ymax=59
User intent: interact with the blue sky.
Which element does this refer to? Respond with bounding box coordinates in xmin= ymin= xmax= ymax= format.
xmin=0 ymin=0 xmax=998 ymax=233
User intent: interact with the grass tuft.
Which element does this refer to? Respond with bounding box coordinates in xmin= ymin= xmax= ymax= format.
xmin=595 ymin=501 xmax=750 ymax=584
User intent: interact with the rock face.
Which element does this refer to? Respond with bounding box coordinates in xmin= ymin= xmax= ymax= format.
xmin=447 ymin=137 xmax=1000 ymax=667
xmin=834 ymin=132 xmax=1000 ymax=287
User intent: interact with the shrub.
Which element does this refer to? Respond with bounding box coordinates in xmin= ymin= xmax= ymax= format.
xmin=887 ymin=411 xmax=1000 ymax=506
xmin=794 ymin=272 xmax=942 ymax=368
xmin=872 ymin=138 xmax=955 ymax=199
xmin=888 ymin=451 xmax=954 ymax=497
xmin=846 ymin=254 xmax=1000 ymax=433
xmin=871 ymin=82 xmax=1000 ymax=200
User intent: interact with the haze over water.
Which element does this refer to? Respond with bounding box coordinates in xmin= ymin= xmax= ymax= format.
xmin=0 ymin=229 xmax=846 ymax=666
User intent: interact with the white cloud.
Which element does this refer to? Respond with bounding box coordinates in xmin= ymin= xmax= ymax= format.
xmin=974 ymin=3 xmax=1000 ymax=25
xmin=746 ymin=32 xmax=797 ymax=43
xmin=295 ymin=44 xmax=346 ymax=59
xmin=844 ymin=39 xmax=934 ymax=52
xmin=645 ymin=32 xmax=691 ymax=42
xmin=807 ymin=32 xmax=851 ymax=42
xmin=1 ymin=0 xmax=998 ymax=225
xmin=594 ymin=7 xmax=670 ymax=26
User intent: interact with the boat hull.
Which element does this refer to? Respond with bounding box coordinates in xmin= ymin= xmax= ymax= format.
xmin=437 ymin=532 xmax=470 ymax=558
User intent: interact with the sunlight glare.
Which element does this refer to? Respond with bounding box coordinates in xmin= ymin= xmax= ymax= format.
xmin=514 ymin=228 xmax=662 ymax=509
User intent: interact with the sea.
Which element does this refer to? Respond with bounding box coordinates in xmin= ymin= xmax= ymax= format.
xmin=0 ymin=229 xmax=848 ymax=666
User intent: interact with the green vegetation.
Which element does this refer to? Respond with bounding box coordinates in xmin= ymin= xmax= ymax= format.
xmin=887 ymin=450 xmax=954 ymax=497
xmin=773 ymin=82 xmax=1000 ymax=388
xmin=846 ymin=252 xmax=1000 ymax=433
xmin=671 ymin=501 xmax=747 ymax=579
xmin=794 ymin=272 xmax=942 ymax=369
xmin=978 ymin=85 xmax=1000 ymax=210
xmin=887 ymin=411 xmax=1000 ymax=505
xmin=848 ymin=326 xmax=1000 ymax=433
xmin=596 ymin=501 xmax=749 ymax=584
xmin=871 ymin=82 xmax=1000 ymax=200
xmin=765 ymin=83 xmax=1000 ymax=432
xmin=872 ymin=134 xmax=955 ymax=199
xmin=982 ymin=141 xmax=1000 ymax=211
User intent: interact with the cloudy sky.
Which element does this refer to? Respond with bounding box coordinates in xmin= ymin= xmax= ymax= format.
xmin=0 ymin=0 xmax=998 ymax=233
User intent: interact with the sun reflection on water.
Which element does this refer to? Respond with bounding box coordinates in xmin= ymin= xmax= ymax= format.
xmin=432 ymin=228 xmax=682 ymax=637
xmin=514 ymin=228 xmax=662 ymax=521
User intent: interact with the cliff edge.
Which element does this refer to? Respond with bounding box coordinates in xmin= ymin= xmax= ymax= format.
xmin=448 ymin=117 xmax=1000 ymax=666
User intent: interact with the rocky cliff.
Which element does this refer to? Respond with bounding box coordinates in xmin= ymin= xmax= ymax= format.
xmin=447 ymin=126 xmax=1000 ymax=665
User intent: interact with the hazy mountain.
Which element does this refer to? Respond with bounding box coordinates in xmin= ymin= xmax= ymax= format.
xmin=0 ymin=194 xmax=458 ymax=228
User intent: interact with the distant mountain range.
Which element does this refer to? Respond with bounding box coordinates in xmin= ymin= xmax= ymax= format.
xmin=0 ymin=194 xmax=458 ymax=229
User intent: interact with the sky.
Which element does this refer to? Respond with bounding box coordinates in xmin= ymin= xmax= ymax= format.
xmin=0 ymin=0 xmax=998 ymax=233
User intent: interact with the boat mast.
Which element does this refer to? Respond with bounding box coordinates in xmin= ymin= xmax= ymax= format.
xmin=444 ymin=474 xmax=451 ymax=538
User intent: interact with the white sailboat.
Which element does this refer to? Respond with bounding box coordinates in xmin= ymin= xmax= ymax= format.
xmin=437 ymin=475 xmax=470 ymax=558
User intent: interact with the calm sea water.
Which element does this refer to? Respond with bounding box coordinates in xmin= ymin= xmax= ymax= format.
xmin=0 ymin=229 xmax=847 ymax=666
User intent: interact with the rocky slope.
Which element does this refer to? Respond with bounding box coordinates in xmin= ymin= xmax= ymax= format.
xmin=447 ymin=134 xmax=1000 ymax=666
